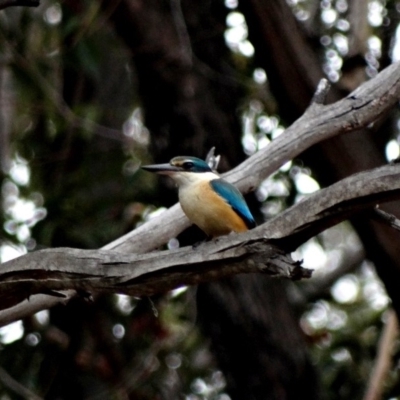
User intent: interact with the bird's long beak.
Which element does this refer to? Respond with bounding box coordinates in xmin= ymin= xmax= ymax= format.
xmin=141 ymin=163 xmax=182 ymax=175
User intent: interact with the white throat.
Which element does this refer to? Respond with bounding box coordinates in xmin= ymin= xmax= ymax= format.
xmin=169 ymin=171 xmax=219 ymax=188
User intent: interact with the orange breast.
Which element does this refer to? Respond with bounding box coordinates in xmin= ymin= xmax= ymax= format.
xmin=179 ymin=180 xmax=249 ymax=237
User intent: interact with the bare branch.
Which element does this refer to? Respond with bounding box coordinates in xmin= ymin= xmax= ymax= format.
xmin=0 ymin=0 xmax=39 ymax=10
xmin=0 ymin=291 xmax=76 ymax=328
xmin=0 ymin=366 xmax=42 ymax=400
xmin=310 ymin=78 xmax=331 ymax=105
xmin=364 ymin=309 xmax=398 ymax=400
xmin=0 ymin=242 xmax=304 ymax=312
xmin=373 ymin=207 xmax=400 ymax=232
xmin=107 ymin=62 xmax=400 ymax=254
xmin=1 ymin=163 xmax=400 ymax=318
xmin=1 ymin=62 xmax=400 ymax=325
xmin=205 ymin=146 xmax=221 ymax=171
xmin=261 ymin=164 xmax=400 ymax=244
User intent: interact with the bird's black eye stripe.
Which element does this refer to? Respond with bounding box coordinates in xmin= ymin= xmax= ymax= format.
xmin=183 ymin=161 xmax=194 ymax=170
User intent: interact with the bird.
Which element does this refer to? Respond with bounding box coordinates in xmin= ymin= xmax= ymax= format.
xmin=142 ymin=156 xmax=255 ymax=238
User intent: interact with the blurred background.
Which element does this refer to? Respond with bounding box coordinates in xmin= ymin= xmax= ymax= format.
xmin=0 ymin=0 xmax=400 ymax=399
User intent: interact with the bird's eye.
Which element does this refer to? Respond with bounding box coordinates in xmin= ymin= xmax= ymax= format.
xmin=183 ymin=161 xmax=194 ymax=170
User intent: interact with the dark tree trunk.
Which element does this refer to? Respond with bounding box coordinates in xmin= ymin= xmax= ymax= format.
xmin=197 ymin=276 xmax=320 ymax=400
xmin=105 ymin=1 xmax=320 ymax=399
xmin=104 ymin=0 xmax=244 ymax=168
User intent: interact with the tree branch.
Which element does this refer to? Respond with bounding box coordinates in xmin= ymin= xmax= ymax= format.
xmin=1 ymin=62 xmax=400 ymax=325
xmin=0 ymin=242 xmax=303 ymax=311
xmin=310 ymin=78 xmax=331 ymax=105
xmin=364 ymin=309 xmax=398 ymax=400
xmin=0 ymin=291 xmax=76 ymax=327
xmin=373 ymin=207 xmax=400 ymax=231
xmin=105 ymin=62 xmax=400 ymax=254
xmin=1 ymin=163 xmax=400 ymax=314
xmin=0 ymin=365 xmax=42 ymax=400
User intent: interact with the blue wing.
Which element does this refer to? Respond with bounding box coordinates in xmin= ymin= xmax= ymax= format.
xmin=210 ymin=179 xmax=256 ymax=229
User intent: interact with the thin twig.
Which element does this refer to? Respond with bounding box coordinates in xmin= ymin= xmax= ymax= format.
xmin=0 ymin=291 xmax=76 ymax=328
xmin=0 ymin=366 xmax=43 ymax=400
xmin=364 ymin=309 xmax=398 ymax=400
xmin=373 ymin=207 xmax=400 ymax=231
xmin=310 ymin=78 xmax=331 ymax=105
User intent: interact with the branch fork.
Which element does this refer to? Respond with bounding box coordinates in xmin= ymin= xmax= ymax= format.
xmin=1 ymin=62 xmax=400 ymax=326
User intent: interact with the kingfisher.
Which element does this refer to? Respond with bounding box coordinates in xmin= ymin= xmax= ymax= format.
xmin=142 ymin=156 xmax=256 ymax=238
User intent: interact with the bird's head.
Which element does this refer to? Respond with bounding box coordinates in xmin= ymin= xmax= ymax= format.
xmin=142 ymin=156 xmax=216 ymax=186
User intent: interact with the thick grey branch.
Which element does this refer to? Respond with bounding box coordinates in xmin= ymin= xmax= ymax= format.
xmin=0 ymin=242 xmax=303 ymax=312
xmin=1 ymin=63 xmax=400 ymax=325
xmin=260 ymin=164 xmax=400 ymax=243
xmin=2 ymin=163 xmax=400 ymax=315
xmin=107 ymin=62 xmax=400 ymax=254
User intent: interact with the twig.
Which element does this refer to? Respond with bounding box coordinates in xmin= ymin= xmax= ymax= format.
xmin=0 ymin=291 xmax=76 ymax=328
xmin=310 ymin=78 xmax=331 ymax=105
xmin=205 ymin=147 xmax=221 ymax=171
xmin=373 ymin=207 xmax=400 ymax=231
xmin=0 ymin=366 xmax=42 ymax=400
xmin=364 ymin=309 xmax=398 ymax=400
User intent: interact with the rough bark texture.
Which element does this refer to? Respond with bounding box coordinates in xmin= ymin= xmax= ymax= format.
xmin=105 ymin=62 xmax=400 ymax=254
xmin=104 ymin=1 xmax=319 ymax=398
xmin=99 ymin=1 xmax=400 ymax=398
xmin=2 ymin=162 xmax=400 ymax=320
xmin=3 ymin=1 xmax=397 ymax=398
xmin=240 ymin=0 xmax=400 ymax=322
